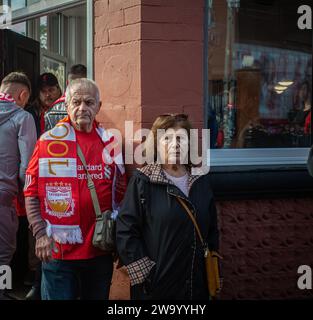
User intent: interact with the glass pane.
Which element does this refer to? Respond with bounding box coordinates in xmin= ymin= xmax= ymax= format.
xmin=10 ymin=0 xmax=82 ymax=15
xmin=11 ymin=0 xmax=26 ymax=10
xmin=40 ymin=16 xmax=47 ymax=49
xmin=48 ymin=14 xmax=60 ymax=54
xmin=9 ymin=21 xmax=26 ymax=35
xmin=207 ymin=0 xmax=312 ymax=149
xmin=42 ymin=56 xmax=65 ymax=92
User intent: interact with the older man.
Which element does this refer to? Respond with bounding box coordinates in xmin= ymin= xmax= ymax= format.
xmin=0 ymin=72 xmax=37 ymax=300
xmin=24 ymin=78 xmax=126 ymax=300
xmin=25 ymin=65 xmax=88 ymax=300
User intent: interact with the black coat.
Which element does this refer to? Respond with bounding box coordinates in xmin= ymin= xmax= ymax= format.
xmin=116 ymin=164 xmax=219 ymax=300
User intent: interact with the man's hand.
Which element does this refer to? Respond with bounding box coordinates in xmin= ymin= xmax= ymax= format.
xmin=35 ymin=235 xmax=53 ymax=262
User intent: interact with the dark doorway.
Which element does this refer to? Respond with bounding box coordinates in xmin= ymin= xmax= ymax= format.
xmin=0 ymin=29 xmax=40 ymax=100
xmin=0 ymin=29 xmax=40 ymax=298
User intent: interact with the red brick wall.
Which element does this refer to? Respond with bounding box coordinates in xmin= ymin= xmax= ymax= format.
xmin=140 ymin=0 xmax=204 ymax=130
xmin=94 ymin=0 xmax=142 ymax=135
xmin=94 ymin=0 xmax=204 ymax=132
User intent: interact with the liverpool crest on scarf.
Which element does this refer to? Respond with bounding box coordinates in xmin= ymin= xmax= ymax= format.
xmin=37 ymin=117 xmax=125 ymax=245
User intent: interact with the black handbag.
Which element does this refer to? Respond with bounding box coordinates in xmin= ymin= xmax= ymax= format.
xmin=77 ymin=144 xmax=115 ymax=252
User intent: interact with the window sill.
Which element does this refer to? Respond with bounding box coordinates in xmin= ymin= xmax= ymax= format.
xmin=210 ymin=148 xmax=310 ymax=167
xmin=208 ymin=148 xmax=313 ymax=200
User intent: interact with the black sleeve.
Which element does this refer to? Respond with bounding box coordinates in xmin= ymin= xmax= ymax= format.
xmin=25 ymin=105 xmax=41 ymax=139
xmin=207 ymin=196 xmax=219 ymax=252
xmin=116 ymin=174 xmax=148 ymax=265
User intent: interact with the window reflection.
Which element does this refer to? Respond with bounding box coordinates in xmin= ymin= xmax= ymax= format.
xmin=40 ymin=16 xmax=48 ymax=50
xmin=207 ymin=0 xmax=312 ymax=149
xmin=11 ymin=0 xmax=26 ymax=11
xmin=42 ymin=56 xmax=65 ymax=92
xmin=9 ymin=21 xmax=26 ymax=36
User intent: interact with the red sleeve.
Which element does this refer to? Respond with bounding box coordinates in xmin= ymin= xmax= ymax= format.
xmin=24 ymin=142 xmax=39 ymax=197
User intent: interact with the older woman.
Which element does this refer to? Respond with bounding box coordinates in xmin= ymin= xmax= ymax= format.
xmin=116 ymin=114 xmax=220 ymax=300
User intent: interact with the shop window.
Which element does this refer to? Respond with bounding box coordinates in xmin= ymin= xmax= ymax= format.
xmin=206 ymin=0 xmax=312 ymax=155
xmin=47 ymin=14 xmax=61 ymax=54
xmin=39 ymin=16 xmax=47 ymax=50
xmin=6 ymin=0 xmax=91 ymax=79
xmin=9 ymin=4 xmax=87 ymax=92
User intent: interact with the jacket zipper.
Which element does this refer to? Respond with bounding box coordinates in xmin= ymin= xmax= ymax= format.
xmin=168 ymin=191 xmax=198 ymax=300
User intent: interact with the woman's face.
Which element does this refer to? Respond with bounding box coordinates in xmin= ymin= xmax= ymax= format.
xmin=158 ymin=126 xmax=189 ymax=165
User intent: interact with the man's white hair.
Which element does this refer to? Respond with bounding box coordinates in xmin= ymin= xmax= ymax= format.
xmin=65 ymin=78 xmax=100 ymax=105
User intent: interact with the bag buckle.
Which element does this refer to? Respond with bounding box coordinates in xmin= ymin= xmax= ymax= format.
xmin=203 ymin=243 xmax=209 ymax=258
xmin=87 ymin=180 xmax=95 ymax=190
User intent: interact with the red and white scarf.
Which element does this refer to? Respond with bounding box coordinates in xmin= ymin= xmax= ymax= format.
xmin=38 ymin=117 xmax=125 ymax=244
xmin=0 ymin=92 xmax=16 ymax=103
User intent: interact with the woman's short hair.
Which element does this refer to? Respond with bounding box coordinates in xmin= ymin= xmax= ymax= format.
xmin=144 ymin=113 xmax=193 ymax=168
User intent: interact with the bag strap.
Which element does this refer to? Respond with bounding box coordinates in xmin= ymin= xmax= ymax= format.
xmin=176 ymin=196 xmax=223 ymax=259
xmin=77 ymin=144 xmax=102 ymax=219
xmin=175 ymin=197 xmax=205 ymax=247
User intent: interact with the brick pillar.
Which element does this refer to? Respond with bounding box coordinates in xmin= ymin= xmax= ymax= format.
xmin=140 ymin=0 xmax=204 ymax=130
xmin=95 ymin=0 xmax=204 ymax=133
xmin=94 ymin=0 xmax=142 ymax=135
xmin=94 ymin=0 xmax=205 ymax=300
xmin=94 ymin=0 xmax=143 ymax=300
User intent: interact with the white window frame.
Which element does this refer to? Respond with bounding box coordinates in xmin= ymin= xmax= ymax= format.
xmin=210 ymin=148 xmax=311 ymax=167
xmin=11 ymin=0 xmax=85 ymax=24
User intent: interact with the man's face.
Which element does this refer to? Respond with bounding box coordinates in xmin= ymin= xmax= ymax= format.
xmin=39 ymin=85 xmax=61 ymax=108
xmin=66 ymin=85 xmax=100 ymax=132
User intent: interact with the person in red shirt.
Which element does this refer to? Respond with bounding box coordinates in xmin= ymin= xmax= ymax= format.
xmin=24 ymin=78 xmax=126 ymax=300
xmin=24 ymin=66 xmax=87 ymax=300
